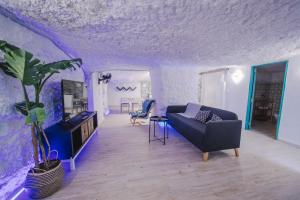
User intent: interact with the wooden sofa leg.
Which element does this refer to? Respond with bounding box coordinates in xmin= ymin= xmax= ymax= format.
xmin=202 ymin=152 xmax=209 ymax=161
xmin=234 ymin=148 xmax=239 ymax=157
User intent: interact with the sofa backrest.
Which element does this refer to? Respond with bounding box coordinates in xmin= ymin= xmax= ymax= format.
xmin=200 ymin=106 xmax=238 ymax=120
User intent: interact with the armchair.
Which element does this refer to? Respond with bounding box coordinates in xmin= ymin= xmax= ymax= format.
xmin=129 ymin=99 xmax=155 ymax=125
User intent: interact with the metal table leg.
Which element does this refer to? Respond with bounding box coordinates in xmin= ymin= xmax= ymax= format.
xmin=153 ymin=121 xmax=156 ymax=137
xmin=148 ymin=121 xmax=151 ymax=143
xmin=149 ymin=118 xmax=168 ymax=145
xmin=167 ymin=122 xmax=169 ymax=139
xmin=163 ymin=122 xmax=166 ymax=145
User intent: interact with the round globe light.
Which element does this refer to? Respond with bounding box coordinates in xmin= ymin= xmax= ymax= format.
xmin=231 ymin=69 xmax=244 ymax=84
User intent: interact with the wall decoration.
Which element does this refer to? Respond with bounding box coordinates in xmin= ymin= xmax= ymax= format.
xmin=98 ymin=73 xmax=112 ymax=84
xmin=116 ymin=86 xmax=137 ymax=91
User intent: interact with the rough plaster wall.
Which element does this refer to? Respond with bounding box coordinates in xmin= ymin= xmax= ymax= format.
xmin=225 ymin=65 xmax=251 ymax=127
xmin=154 ymin=64 xmax=250 ymax=124
xmin=87 ymin=72 xmax=107 ymax=125
xmin=151 ymin=65 xmax=199 ymax=115
xmin=0 ymin=14 xmax=84 ymax=199
xmin=278 ymin=55 xmax=300 ymax=145
xmin=1 ymin=1 xmax=300 ymax=198
xmin=103 ymin=83 xmax=109 ymax=115
xmin=1 ymin=0 xmax=300 ymax=70
xmin=141 ymin=81 xmax=151 ymax=100
xmin=200 ymin=62 xmax=300 ymax=147
xmin=149 ymin=66 xmax=163 ymax=115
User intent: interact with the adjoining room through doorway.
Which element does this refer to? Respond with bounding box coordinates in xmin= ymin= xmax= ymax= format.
xmin=246 ymin=62 xmax=288 ymax=139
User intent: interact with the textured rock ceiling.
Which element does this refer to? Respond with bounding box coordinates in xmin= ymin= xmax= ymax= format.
xmin=1 ymin=0 xmax=300 ymax=71
xmin=106 ymin=70 xmax=150 ymax=82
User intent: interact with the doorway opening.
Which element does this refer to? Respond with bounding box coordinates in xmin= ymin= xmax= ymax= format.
xmin=245 ymin=61 xmax=288 ymax=139
xmin=105 ymin=70 xmax=151 ymax=114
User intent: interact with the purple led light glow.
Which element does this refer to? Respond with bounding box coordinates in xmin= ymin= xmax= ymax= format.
xmin=105 ymin=109 xmax=110 ymax=116
xmin=0 ymin=164 xmax=32 ymax=200
xmin=0 ymin=7 xmax=87 ymax=199
xmin=10 ymin=188 xmax=25 ymax=200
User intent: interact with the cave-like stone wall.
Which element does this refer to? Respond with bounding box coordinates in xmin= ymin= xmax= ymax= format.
xmin=0 ymin=14 xmax=84 ymax=199
xmin=2 ymin=0 xmax=300 ymax=70
xmin=150 ymin=64 xmax=199 ymax=115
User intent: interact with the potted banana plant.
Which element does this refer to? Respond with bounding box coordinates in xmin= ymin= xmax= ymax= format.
xmin=0 ymin=40 xmax=82 ymax=199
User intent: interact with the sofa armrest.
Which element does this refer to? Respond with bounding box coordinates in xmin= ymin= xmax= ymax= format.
xmin=166 ymin=105 xmax=187 ymax=114
xmin=202 ymin=120 xmax=242 ymax=152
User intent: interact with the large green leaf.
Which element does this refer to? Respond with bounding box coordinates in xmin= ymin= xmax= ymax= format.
xmin=0 ymin=40 xmax=44 ymax=85
xmin=25 ymin=107 xmax=46 ymax=125
xmin=0 ymin=62 xmax=17 ymax=78
xmin=34 ymin=58 xmax=82 ymax=97
xmin=15 ymin=101 xmax=44 ymax=116
xmin=38 ymin=58 xmax=82 ymax=76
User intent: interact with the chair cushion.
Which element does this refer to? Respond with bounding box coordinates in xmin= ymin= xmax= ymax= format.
xmin=142 ymin=99 xmax=155 ymax=113
xmin=129 ymin=111 xmax=147 ymax=118
xmin=142 ymin=100 xmax=150 ymax=112
xmin=130 ymin=99 xmax=154 ymax=119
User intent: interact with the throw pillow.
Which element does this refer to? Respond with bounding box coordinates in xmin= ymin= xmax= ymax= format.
xmin=207 ymin=114 xmax=222 ymax=123
xmin=179 ymin=103 xmax=201 ymax=118
xmin=194 ymin=110 xmax=211 ymax=123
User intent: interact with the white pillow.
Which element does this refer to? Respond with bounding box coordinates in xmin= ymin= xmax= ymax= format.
xmin=178 ymin=103 xmax=201 ymax=118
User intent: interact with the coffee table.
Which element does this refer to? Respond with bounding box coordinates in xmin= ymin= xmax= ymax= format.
xmin=149 ymin=116 xmax=168 ymax=145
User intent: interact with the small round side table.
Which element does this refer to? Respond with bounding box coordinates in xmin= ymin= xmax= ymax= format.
xmin=149 ymin=116 xmax=168 ymax=145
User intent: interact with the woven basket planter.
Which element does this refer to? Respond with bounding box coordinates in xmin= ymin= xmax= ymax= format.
xmin=24 ymin=160 xmax=64 ymax=199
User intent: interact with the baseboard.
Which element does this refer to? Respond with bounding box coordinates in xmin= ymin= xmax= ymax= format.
xmin=278 ymin=138 xmax=300 ymax=149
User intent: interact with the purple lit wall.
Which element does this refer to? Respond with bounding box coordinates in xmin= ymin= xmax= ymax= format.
xmin=0 ymin=14 xmax=84 ymax=199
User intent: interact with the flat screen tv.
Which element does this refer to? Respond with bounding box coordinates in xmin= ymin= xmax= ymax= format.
xmin=61 ymin=79 xmax=88 ymax=121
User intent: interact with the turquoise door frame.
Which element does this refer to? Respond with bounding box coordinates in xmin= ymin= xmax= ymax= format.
xmin=245 ymin=67 xmax=257 ymax=130
xmin=245 ymin=61 xmax=288 ymax=139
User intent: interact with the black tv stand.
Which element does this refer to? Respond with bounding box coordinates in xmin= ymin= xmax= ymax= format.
xmin=45 ymin=112 xmax=98 ymax=170
xmin=81 ymin=115 xmax=88 ymax=120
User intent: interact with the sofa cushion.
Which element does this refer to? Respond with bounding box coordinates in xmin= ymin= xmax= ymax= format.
xmin=167 ymin=113 xmax=206 ymax=147
xmin=184 ymin=119 xmax=207 ymax=134
xmin=178 ymin=103 xmax=201 ymax=118
xmin=194 ymin=110 xmax=211 ymax=123
xmin=200 ymin=106 xmax=238 ymax=120
xmin=207 ymin=114 xmax=222 ymax=123
xmin=167 ymin=113 xmax=207 ymax=134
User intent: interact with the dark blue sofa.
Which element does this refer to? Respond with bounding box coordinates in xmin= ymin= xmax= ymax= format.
xmin=166 ymin=105 xmax=242 ymax=161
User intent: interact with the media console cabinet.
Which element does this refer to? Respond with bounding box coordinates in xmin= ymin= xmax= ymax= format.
xmin=44 ymin=111 xmax=98 ymax=170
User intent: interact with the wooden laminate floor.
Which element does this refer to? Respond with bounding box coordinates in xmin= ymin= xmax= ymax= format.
xmin=23 ymin=113 xmax=300 ymax=200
